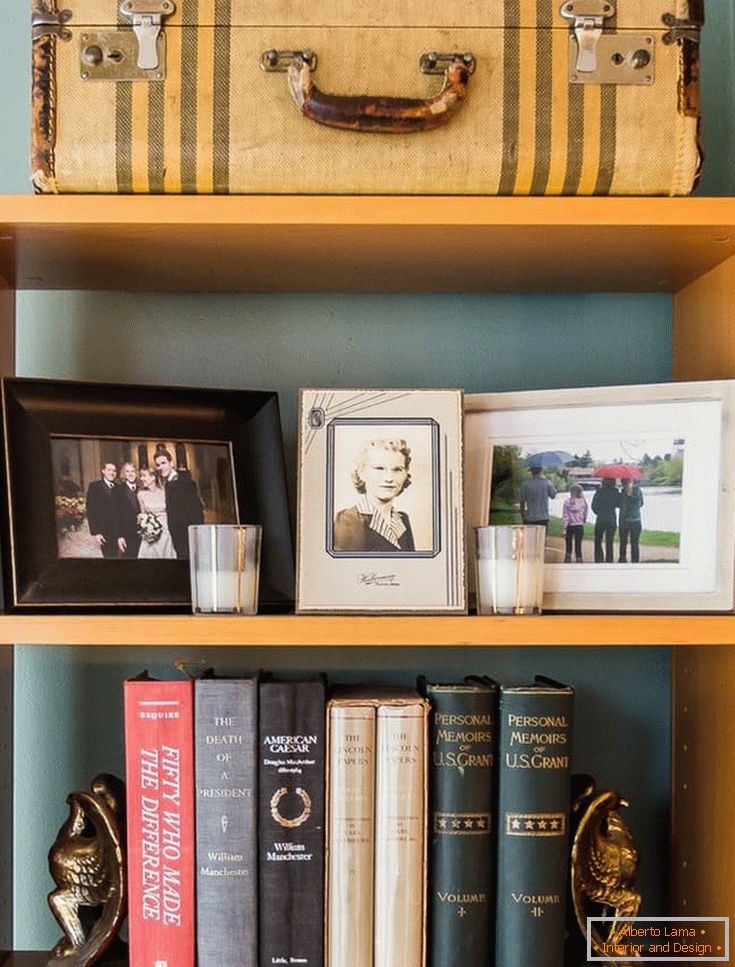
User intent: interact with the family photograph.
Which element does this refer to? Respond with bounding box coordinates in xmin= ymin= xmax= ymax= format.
xmin=489 ymin=437 xmax=684 ymax=565
xmin=52 ymin=437 xmax=238 ymax=561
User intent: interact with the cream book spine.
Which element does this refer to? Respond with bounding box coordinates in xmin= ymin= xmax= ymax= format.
xmin=327 ymin=704 xmax=376 ymax=967
xmin=374 ymin=703 xmax=426 ymax=967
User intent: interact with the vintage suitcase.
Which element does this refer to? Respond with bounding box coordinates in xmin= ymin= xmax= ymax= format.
xmin=31 ymin=0 xmax=703 ymax=194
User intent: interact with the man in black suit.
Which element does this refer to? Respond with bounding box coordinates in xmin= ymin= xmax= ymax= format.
xmin=85 ymin=461 xmax=120 ymax=558
xmin=116 ymin=461 xmax=142 ymax=559
xmin=154 ymin=447 xmax=204 ymax=559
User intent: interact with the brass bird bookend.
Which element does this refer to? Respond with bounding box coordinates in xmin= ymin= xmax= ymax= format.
xmin=46 ymin=773 xmax=127 ymax=967
xmin=568 ymin=774 xmax=642 ymax=966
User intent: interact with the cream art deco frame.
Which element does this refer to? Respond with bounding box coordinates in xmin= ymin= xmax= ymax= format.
xmin=297 ymin=388 xmax=466 ymax=613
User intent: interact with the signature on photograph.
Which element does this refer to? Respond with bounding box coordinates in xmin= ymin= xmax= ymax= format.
xmin=358 ymin=572 xmax=400 ymax=587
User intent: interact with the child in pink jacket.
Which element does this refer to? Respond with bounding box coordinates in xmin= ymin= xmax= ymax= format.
xmin=562 ymin=484 xmax=588 ymax=562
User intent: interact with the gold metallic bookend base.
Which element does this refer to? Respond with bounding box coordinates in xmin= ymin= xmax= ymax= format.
xmin=570 ymin=774 xmax=642 ymax=965
xmin=46 ymin=774 xmax=126 ymax=967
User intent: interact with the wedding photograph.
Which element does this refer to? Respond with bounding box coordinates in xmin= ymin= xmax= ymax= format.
xmin=51 ymin=436 xmax=238 ymax=561
xmin=489 ymin=436 xmax=684 ymax=565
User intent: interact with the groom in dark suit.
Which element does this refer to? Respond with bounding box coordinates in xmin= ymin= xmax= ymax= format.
xmin=154 ymin=447 xmax=204 ymax=559
xmin=85 ymin=461 xmax=120 ymax=558
xmin=116 ymin=461 xmax=142 ymax=558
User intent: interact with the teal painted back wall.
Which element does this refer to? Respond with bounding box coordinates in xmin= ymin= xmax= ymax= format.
xmin=2 ymin=0 xmax=734 ymax=951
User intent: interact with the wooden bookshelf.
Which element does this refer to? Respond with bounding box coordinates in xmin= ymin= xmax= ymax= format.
xmin=0 ymin=613 xmax=734 ymax=647
xmin=2 ymin=192 xmax=735 ymax=950
xmin=2 ymin=195 xmax=735 ymax=293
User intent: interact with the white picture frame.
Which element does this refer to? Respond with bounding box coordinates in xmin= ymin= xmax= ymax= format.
xmin=465 ymin=381 xmax=735 ymax=612
xmin=297 ymin=388 xmax=466 ymax=613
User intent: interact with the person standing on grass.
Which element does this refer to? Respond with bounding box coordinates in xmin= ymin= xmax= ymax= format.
xmin=519 ymin=465 xmax=556 ymax=527
xmin=562 ymin=484 xmax=588 ymax=562
xmin=591 ymin=477 xmax=621 ymax=563
xmin=619 ymin=479 xmax=644 ymax=563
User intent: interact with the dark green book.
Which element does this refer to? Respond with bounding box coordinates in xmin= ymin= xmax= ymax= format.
xmin=422 ymin=676 xmax=498 ymax=967
xmin=495 ymin=677 xmax=574 ymax=967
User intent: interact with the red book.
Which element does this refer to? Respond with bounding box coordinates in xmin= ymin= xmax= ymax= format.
xmin=124 ymin=674 xmax=195 ymax=967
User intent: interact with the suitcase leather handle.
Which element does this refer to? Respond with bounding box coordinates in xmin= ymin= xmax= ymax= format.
xmin=286 ymin=54 xmax=472 ymax=134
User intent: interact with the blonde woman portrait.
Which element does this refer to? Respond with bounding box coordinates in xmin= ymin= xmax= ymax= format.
xmin=333 ymin=438 xmax=416 ymax=553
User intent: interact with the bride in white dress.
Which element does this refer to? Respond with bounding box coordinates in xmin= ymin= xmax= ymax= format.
xmin=137 ymin=467 xmax=176 ymax=559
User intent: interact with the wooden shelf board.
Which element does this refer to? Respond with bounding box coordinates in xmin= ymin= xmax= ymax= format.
xmin=2 ymin=196 xmax=735 ymax=293
xmin=1 ymin=614 xmax=734 ymax=646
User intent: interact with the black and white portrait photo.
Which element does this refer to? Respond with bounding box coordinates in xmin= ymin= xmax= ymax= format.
xmin=328 ymin=421 xmax=439 ymax=556
xmin=52 ymin=436 xmax=238 ymax=561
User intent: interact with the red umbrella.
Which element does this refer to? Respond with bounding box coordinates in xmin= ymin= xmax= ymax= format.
xmin=593 ymin=464 xmax=642 ymax=480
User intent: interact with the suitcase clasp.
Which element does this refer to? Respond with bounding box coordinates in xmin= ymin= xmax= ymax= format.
xmin=119 ymin=0 xmax=175 ymax=71
xmin=560 ymin=0 xmax=615 ymax=74
xmin=561 ymin=1 xmax=655 ymax=86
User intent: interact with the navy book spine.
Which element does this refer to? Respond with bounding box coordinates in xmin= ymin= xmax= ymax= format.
xmin=258 ymin=680 xmax=326 ymax=967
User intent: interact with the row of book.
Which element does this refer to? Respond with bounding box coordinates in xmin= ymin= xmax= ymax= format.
xmin=123 ymin=672 xmax=574 ymax=967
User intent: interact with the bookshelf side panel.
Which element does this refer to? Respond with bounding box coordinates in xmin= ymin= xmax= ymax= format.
xmin=0 ymin=644 xmax=11 ymax=952
xmin=673 ymin=254 xmax=735 ymax=381
xmin=671 ymin=646 xmax=735 ymax=922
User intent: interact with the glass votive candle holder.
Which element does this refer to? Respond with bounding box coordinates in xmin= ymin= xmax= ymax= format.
xmin=474 ymin=525 xmax=545 ymax=615
xmin=188 ymin=524 xmax=262 ymax=614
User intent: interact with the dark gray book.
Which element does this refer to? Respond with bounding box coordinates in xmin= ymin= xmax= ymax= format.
xmin=195 ymin=676 xmax=258 ymax=967
xmin=495 ymin=677 xmax=574 ymax=967
xmin=258 ymin=679 xmax=326 ymax=967
xmin=422 ymin=676 xmax=498 ymax=967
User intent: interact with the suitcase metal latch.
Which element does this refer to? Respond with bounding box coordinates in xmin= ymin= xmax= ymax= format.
xmin=561 ymin=0 xmax=614 ymax=73
xmin=80 ymin=1 xmax=174 ymax=81
xmin=561 ymin=0 xmax=655 ymax=85
xmin=119 ymin=0 xmax=174 ymax=70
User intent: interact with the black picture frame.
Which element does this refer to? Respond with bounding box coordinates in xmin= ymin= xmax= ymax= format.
xmin=0 ymin=378 xmax=294 ymax=612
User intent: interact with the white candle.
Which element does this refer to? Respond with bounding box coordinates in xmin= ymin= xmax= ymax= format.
xmin=476 ymin=556 xmax=541 ymax=615
xmin=193 ymin=567 xmax=258 ymax=614
xmin=189 ymin=524 xmax=262 ymax=615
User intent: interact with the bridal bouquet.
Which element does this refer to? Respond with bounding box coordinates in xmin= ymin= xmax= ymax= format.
xmin=137 ymin=511 xmax=163 ymax=544
xmin=54 ymin=495 xmax=86 ymax=535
